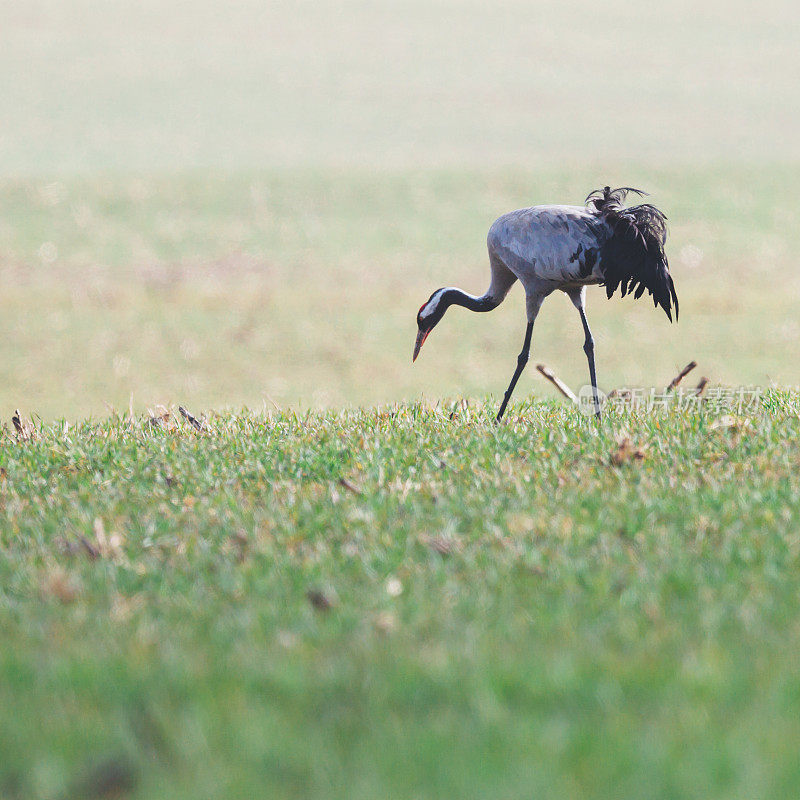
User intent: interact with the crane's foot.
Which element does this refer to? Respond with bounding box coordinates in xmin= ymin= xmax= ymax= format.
xmin=495 ymin=396 xmax=512 ymax=424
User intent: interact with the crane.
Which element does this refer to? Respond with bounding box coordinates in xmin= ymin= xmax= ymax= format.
xmin=412 ymin=186 xmax=678 ymax=421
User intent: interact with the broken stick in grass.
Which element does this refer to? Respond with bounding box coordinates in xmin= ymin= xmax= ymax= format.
xmin=666 ymin=361 xmax=697 ymax=392
xmin=11 ymin=409 xmax=35 ymax=440
xmin=178 ymin=406 xmax=204 ymax=431
xmin=536 ymin=364 xmax=578 ymax=403
xmin=338 ymin=477 xmax=363 ymax=496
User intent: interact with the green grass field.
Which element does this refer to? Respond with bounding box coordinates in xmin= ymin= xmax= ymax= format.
xmin=3 ymin=1 xmax=800 ymax=797
xmin=3 ymin=396 xmax=800 ymax=799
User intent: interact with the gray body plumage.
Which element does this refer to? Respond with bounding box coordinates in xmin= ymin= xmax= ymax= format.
xmin=486 ymin=204 xmax=611 ymax=317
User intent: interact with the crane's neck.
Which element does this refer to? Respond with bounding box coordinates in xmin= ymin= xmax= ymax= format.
xmin=417 ymin=287 xmax=503 ymax=340
xmin=446 ymin=288 xmax=499 ymax=313
xmin=414 ymin=286 xmax=503 ymax=361
xmin=431 ymin=287 xmax=500 ymax=317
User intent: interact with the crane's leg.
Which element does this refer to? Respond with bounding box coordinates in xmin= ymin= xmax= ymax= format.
xmin=496 ymin=322 xmax=533 ymax=423
xmin=566 ymin=287 xmax=601 ymax=419
xmin=579 ymin=306 xmax=601 ymax=419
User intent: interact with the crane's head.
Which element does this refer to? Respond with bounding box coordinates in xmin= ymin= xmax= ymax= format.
xmin=413 ymin=288 xmax=449 ymax=362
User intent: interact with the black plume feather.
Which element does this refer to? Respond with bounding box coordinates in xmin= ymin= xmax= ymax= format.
xmin=587 ymin=186 xmax=678 ymax=321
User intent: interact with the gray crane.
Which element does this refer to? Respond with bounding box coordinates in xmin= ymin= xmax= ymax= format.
xmin=413 ymin=186 xmax=678 ymax=421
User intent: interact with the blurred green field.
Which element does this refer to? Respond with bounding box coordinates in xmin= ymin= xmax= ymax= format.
xmin=3 ymin=397 xmax=800 ymax=800
xmin=1 ymin=1 xmax=799 ymax=418
xmin=0 ymin=166 xmax=798 ymax=418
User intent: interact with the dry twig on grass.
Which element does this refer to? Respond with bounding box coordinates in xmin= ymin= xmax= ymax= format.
xmin=147 ymin=405 xmax=172 ymax=429
xmin=79 ymin=536 xmax=100 ymax=561
xmin=338 ymin=477 xmax=362 ymax=496
xmin=535 ymin=364 xmax=578 ymax=403
xmin=178 ymin=405 xmax=205 ymax=431
xmin=666 ymin=361 xmax=697 ymax=392
xmin=610 ymin=436 xmax=647 ymax=466
xmin=306 ymin=588 xmax=335 ymax=612
xmin=11 ymin=409 xmax=36 ymax=440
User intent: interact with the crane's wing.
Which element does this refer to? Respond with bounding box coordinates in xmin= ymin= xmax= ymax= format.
xmin=488 ymin=196 xmax=678 ymax=321
xmin=488 ymin=206 xmax=606 ymax=284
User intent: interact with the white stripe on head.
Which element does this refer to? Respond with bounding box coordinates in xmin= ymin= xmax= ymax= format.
xmin=420 ymin=288 xmax=450 ymax=321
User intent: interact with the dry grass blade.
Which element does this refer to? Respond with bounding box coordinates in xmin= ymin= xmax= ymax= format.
xmin=338 ymin=477 xmax=362 ymax=496
xmin=306 ymin=588 xmax=335 ymax=612
xmin=92 ymin=517 xmax=125 ymax=561
xmin=610 ymin=435 xmax=647 ymax=466
xmin=374 ymin=611 xmax=398 ymax=634
xmin=79 ymin=536 xmax=100 ymax=561
xmin=72 ymin=755 xmax=137 ymax=800
xmin=666 ymin=361 xmax=697 ymax=392
xmin=421 ymin=534 xmax=458 ymax=556
xmin=710 ymin=414 xmax=750 ymax=433
xmin=178 ymin=405 xmax=205 ymax=431
xmin=536 ymin=364 xmax=578 ymax=402
xmin=40 ymin=568 xmax=79 ymax=604
xmin=146 ymin=405 xmax=172 ymax=429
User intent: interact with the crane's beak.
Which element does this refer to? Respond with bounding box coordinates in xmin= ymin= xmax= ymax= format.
xmin=412 ymin=328 xmax=430 ymax=362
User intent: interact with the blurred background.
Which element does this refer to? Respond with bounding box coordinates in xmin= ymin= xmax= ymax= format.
xmin=1 ymin=0 xmax=798 ymax=418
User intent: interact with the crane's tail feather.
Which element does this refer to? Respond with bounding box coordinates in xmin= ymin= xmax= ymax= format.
xmin=588 ymin=186 xmax=679 ymax=322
